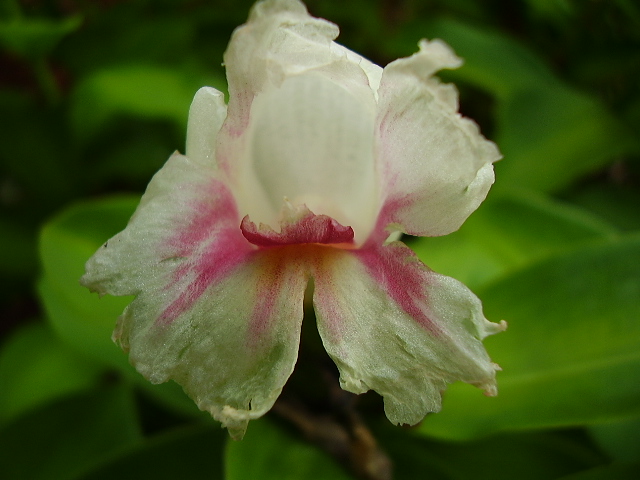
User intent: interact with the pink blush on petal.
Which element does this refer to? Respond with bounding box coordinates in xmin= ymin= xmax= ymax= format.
xmin=166 ymin=179 xmax=239 ymax=256
xmin=356 ymin=244 xmax=441 ymax=336
xmin=159 ymin=230 xmax=253 ymax=324
xmin=158 ymin=180 xmax=254 ymax=324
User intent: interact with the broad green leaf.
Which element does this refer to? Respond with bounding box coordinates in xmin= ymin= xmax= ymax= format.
xmin=39 ymin=195 xmax=138 ymax=371
xmin=417 ymin=235 xmax=640 ymax=439
xmin=559 ymin=462 xmax=640 ymax=480
xmin=38 ymin=196 xmax=203 ymax=418
xmin=69 ymin=65 xmax=198 ymax=143
xmin=81 ymin=424 xmax=225 ymax=480
xmin=493 ymin=84 xmax=637 ymax=193
xmin=0 ymin=321 xmax=103 ymax=425
xmin=588 ymin=416 xmax=640 ymax=463
xmin=566 ymin=183 xmax=640 ymax=232
xmin=0 ymin=16 xmax=81 ymax=59
xmin=374 ymin=422 xmax=605 ymax=480
xmin=409 ymin=190 xmax=616 ymax=290
xmin=0 ymin=383 xmax=142 ymax=480
xmin=225 ymin=418 xmax=354 ymax=480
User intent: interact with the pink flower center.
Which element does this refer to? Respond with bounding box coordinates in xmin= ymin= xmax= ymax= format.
xmin=240 ymin=210 xmax=354 ymax=247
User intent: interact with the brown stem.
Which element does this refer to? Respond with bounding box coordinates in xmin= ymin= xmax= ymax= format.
xmin=272 ymin=373 xmax=393 ymax=480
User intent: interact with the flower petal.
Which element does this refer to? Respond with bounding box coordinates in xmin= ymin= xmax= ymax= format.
xmin=312 ymin=240 xmax=505 ymax=425
xmin=240 ymin=71 xmax=378 ymax=241
xmin=218 ymin=0 xmax=380 ymax=241
xmin=113 ymin=247 xmax=309 ymax=440
xmin=80 ymin=152 xmax=239 ymax=298
xmin=221 ymin=0 xmax=339 ymax=142
xmin=81 ymin=151 xmax=311 ymax=439
xmin=377 ymin=39 xmax=501 ymax=237
xmin=186 ymin=86 xmax=227 ymax=168
xmin=241 ymin=203 xmax=354 ymax=247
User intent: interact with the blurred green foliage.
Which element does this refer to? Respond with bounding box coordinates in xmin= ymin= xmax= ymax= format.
xmin=1 ymin=0 xmax=639 ymax=479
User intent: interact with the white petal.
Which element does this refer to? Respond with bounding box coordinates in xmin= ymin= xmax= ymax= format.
xmin=237 ymin=71 xmax=379 ymax=243
xmin=81 ymin=150 xmax=311 ymax=439
xmin=377 ymin=39 xmax=501 ymax=237
xmin=312 ymin=241 xmax=505 ymax=425
xmin=81 ymin=152 xmax=229 ymax=297
xmin=218 ymin=0 xmax=381 ymax=242
xmin=330 ymin=42 xmax=383 ymax=97
xmin=186 ymin=87 xmax=227 ymax=167
xmin=114 ymin=248 xmax=309 ymax=440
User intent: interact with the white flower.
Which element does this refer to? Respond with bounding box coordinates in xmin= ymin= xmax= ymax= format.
xmin=81 ymin=0 xmax=505 ymax=439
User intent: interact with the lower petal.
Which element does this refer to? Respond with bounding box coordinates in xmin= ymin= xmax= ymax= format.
xmin=312 ymin=241 xmax=505 ymax=426
xmin=114 ymin=248 xmax=310 ymax=439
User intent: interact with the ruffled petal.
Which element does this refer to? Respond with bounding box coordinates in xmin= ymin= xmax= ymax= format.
xmin=376 ymin=39 xmax=501 ymax=237
xmin=220 ymin=0 xmax=339 ymax=146
xmin=81 ymin=151 xmax=311 ymax=439
xmin=241 ymin=203 xmax=354 ymax=247
xmin=81 ymin=152 xmax=238 ymax=298
xmin=113 ymin=247 xmax=309 ymax=440
xmin=312 ymin=240 xmax=505 ymax=425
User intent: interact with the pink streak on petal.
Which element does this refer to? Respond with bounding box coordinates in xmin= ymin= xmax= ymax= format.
xmin=356 ymin=243 xmax=442 ymax=336
xmin=247 ymin=254 xmax=288 ymax=343
xmin=349 ymin=193 xmax=442 ymax=334
xmin=158 ymin=179 xmax=253 ymax=324
xmin=310 ymin=253 xmax=346 ymax=341
xmin=241 ymin=212 xmax=354 ymax=247
xmin=370 ymin=196 xmax=411 ymax=241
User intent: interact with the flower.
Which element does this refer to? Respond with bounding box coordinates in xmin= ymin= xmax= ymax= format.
xmin=81 ymin=0 xmax=506 ymax=440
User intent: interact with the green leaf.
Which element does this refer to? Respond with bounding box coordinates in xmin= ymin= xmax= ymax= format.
xmin=225 ymin=418 xmax=354 ymax=480
xmin=409 ymin=190 xmax=616 ymax=290
xmin=0 ymin=383 xmax=142 ymax=480
xmin=69 ymin=65 xmax=198 ymax=143
xmin=493 ymin=84 xmax=637 ymax=193
xmin=38 ymin=196 xmax=203 ymax=418
xmin=0 ymin=16 xmax=81 ymax=59
xmin=393 ymin=17 xmax=557 ymax=100
xmin=566 ymin=184 xmax=640 ymax=232
xmin=558 ymin=462 xmax=640 ymax=480
xmin=375 ymin=422 xmax=605 ymax=480
xmin=588 ymin=416 xmax=640 ymax=463
xmin=0 ymin=321 xmax=103 ymax=425
xmin=416 ymin=235 xmax=640 ymax=439
xmin=81 ymin=424 xmax=225 ymax=480
xmin=38 ymin=195 xmax=138 ymax=372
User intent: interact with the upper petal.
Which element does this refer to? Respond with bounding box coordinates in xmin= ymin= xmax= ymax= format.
xmin=221 ymin=0 xmax=340 ymax=142
xmin=217 ymin=0 xmax=381 ymax=241
xmin=312 ymin=240 xmax=505 ymax=425
xmin=376 ymin=39 xmax=501 ymax=237
xmin=186 ymin=86 xmax=227 ymax=168
xmin=238 ymin=71 xmax=378 ymax=242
